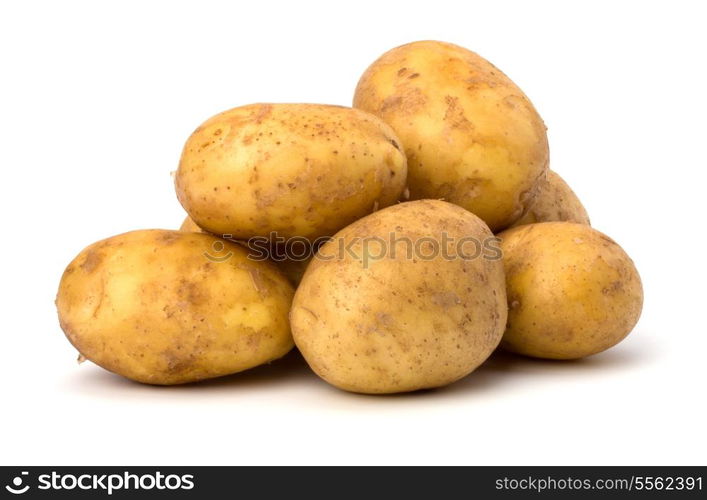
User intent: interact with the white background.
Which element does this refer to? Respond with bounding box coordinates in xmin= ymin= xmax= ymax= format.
xmin=1 ymin=0 xmax=705 ymax=466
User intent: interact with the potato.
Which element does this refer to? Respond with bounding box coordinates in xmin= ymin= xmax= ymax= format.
xmin=56 ymin=230 xmax=294 ymax=384
xmin=175 ymin=103 xmax=407 ymax=241
xmin=179 ymin=215 xmax=312 ymax=285
xmin=290 ymin=200 xmax=507 ymax=394
xmin=497 ymin=222 xmax=643 ymax=359
xmin=353 ymin=40 xmax=549 ymax=231
xmin=507 ymin=171 xmax=590 ymax=229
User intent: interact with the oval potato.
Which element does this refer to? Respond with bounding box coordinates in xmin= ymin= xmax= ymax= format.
xmin=354 ymin=40 xmax=548 ymax=231
xmin=175 ymin=103 xmax=407 ymax=241
xmin=291 ymin=200 xmax=507 ymax=394
xmin=56 ymin=230 xmax=295 ymax=384
xmin=497 ymin=222 xmax=643 ymax=359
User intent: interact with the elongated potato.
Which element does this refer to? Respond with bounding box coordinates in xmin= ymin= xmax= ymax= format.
xmin=508 ymin=171 xmax=590 ymax=229
xmin=291 ymin=200 xmax=507 ymax=394
xmin=354 ymin=40 xmax=548 ymax=231
xmin=56 ymin=230 xmax=294 ymax=384
xmin=175 ymin=103 xmax=407 ymax=241
xmin=497 ymin=222 xmax=643 ymax=359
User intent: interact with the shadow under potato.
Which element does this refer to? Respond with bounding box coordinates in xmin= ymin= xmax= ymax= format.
xmin=339 ymin=338 xmax=653 ymax=400
xmin=157 ymin=349 xmax=315 ymax=390
xmin=438 ymin=339 xmax=654 ymax=396
xmin=297 ymin=339 xmax=654 ymax=400
xmin=69 ymin=349 xmax=315 ymax=392
xmin=67 ymin=335 xmax=653 ymax=397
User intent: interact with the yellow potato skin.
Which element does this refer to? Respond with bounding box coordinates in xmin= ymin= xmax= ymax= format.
xmin=354 ymin=40 xmax=549 ymax=231
xmin=497 ymin=222 xmax=643 ymax=359
xmin=175 ymin=103 xmax=407 ymax=241
xmin=508 ymin=171 xmax=590 ymax=229
xmin=56 ymin=230 xmax=295 ymax=384
xmin=291 ymin=200 xmax=508 ymax=394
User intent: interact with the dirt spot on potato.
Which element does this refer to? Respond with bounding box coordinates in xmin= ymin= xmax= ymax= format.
xmin=252 ymin=104 xmax=273 ymax=124
xmin=246 ymin=332 xmax=262 ymax=350
xmin=602 ymin=280 xmax=623 ymax=295
xmin=503 ymin=94 xmax=527 ymax=110
xmin=444 ymin=95 xmax=474 ymax=131
xmin=161 ymin=349 xmax=197 ymax=376
xmin=557 ymin=327 xmax=575 ymax=342
xmin=598 ymin=234 xmax=617 ymax=246
xmin=365 ymin=312 xmax=397 ymax=338
xmin=159 ymin=232 xmax=181 ymax=245
xmin=58 ymin=317 xmax=75 ymax=337
xmin=380 ymin=87 xmax=427 ymax=115
xmin=177 ymin=279 xmax=209 ymax=306
xmin=431 ymin=291 xmax=462 ymax=308
xmin=80 ymin=249 xmax=103 ymax=273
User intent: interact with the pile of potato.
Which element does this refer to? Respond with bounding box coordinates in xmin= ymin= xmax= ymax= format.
xmin=56 ymin=41 xmax=643 ymax=393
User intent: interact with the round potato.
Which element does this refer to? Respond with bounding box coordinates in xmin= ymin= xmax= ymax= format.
xmin=508 ymin=171 xmax=590 ymax=229
xmin=56 ymin=230 xmax=295 ymax=384
xmin=497 ymin=222 xmax=643 ymax=359
xmin=354 ymin=40 xmax=549 ymax=231
xmin=175 ymin=103 xmax=407 ymax=241
xmin=291 ymin=200 xmax=507 ymax=394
